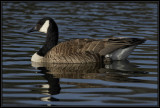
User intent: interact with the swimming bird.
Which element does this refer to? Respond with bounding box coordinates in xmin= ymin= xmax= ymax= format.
xmin=28 ymin=17 xmax=146 ymax=63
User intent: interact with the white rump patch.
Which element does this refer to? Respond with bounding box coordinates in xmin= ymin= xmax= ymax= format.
xmin=31 ymin=52 xmax=44 ymax=62
xmin=39 ymin=20 xmax=49 ymax=33
xmin=106 ymin=45 xmax=137 ymax=60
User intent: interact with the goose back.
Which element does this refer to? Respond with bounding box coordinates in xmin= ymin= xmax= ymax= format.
xmin=44 ymin=37 xmax=145 ymax=63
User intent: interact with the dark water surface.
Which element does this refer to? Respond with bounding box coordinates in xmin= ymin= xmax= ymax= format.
xmin=2 ymin=1 xmax=158 ymax=106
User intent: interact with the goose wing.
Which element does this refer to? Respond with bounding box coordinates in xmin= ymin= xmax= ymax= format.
xmin=45 ymin=38 xmax=145 ymax=63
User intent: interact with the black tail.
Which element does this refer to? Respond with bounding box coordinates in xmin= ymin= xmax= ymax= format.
xmin=128 ymin=38 xmax=146 ymax=45
xmin=108 ymin=37 xmax=146 ymax=45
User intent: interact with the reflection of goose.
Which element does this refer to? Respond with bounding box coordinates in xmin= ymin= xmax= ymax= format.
xmin=32 ymin=62 xmax=101 ymax=79
xmin=32 ymin=61 xmax=147 ymax=80
xmin=28 ymin=17 xmax=146 ymax=63
xmin=37 ymin=67 xmax=61 ymax=95
xmin=104 ymin=60 xmax=138 ymax=71
xmin=33 ymin=61 xmax=148 ymax=102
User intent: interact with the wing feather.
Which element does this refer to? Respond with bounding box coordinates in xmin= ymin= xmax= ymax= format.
xmin=44 ymin=37 xmax=145 ymax=63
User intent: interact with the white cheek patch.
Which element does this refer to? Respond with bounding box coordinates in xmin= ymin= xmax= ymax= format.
xmin=39 ymin=20 xmax=49 ymax=33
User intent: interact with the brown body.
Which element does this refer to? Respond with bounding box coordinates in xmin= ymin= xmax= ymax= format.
xmin=44 ymin=37 xmax=145 ymax=63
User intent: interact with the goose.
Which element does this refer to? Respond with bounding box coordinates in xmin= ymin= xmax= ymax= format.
xmin=28 ymin=17 xmax=146 ymax=63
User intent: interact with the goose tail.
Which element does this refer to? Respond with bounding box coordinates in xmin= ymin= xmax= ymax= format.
xmin=105 ymin=37 xmax=146 ymax=61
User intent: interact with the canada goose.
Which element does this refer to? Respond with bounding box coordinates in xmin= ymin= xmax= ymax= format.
xmin=28 ymin=17 xmax=146 ymax=63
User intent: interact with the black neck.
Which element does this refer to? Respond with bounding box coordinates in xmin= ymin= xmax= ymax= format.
xmin=37 ymin=21 xmax=58 ymax=57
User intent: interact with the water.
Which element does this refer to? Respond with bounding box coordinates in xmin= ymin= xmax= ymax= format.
xmin=2 ymin=1 xmax=158 ymax=106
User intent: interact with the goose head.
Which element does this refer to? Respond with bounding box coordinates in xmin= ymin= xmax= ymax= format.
xmin=28 ymin=17 xmax=58 ymax=34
